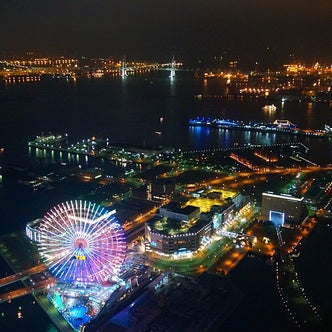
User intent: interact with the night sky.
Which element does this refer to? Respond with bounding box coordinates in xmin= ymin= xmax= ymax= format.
xmin=0 ymin=0 xmax=331 ymax=66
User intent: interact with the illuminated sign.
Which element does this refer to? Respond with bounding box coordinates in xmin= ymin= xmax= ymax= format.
xmin=75 ymin=255 xmax=86 ymax=260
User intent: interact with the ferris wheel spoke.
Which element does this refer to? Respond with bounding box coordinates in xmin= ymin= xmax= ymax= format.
xmin=38 ymin=200 xmax=127 ymax=284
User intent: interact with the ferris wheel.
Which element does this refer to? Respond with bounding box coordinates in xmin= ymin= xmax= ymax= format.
xmin=38 ymin=200 xmax=127 ymax=284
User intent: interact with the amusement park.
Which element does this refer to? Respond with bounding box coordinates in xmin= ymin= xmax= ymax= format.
xmin=2 ymin=190 xmax=255 ymax=332
xmin=22 ymin=200 xmax=152 ymax=331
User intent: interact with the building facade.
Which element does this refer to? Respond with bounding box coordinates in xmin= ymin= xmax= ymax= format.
xmin=261 ymin=192 xmax=308 ymax=227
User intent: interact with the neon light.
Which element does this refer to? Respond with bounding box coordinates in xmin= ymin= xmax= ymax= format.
xmin=38 ymin=200 xmax=126 ymax=283
xmin=75 ymin=255 xmax=86 ymax=260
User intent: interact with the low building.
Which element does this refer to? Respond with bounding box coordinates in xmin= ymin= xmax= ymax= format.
xmin=206 ymin=191 xmax=222 ymax=199
xmin=211 ymin=201 xmax=236 ymax=230
xmin=159 ymin=204 xmax=200 ymax=221
xmin=145 ymin=217 xmax=212 ymax=255
xmin=145 ymin=204 xmax=211 ymax=255
xmin=191 ymin=186 xmax=245 ymax=209
xmin=145 ymin=189 xmax=243 ymax=255
xmin=26 ymin=218 xmax=42 ymax=242
xmin=147 ymin=179 xmax=176 ymax=201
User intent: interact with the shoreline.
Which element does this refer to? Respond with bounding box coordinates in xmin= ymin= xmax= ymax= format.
xmin=0 ymin=232 xmax=73 ymax=332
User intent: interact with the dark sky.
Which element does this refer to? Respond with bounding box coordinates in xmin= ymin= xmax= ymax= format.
xmin=0 ymin=0 xmax=331 ymax=66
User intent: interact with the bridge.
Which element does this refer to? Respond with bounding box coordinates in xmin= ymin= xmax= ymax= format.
xmin=0 ymin=278 xmax=55 ymax=304
xmin=218 ymin=229 xmax=257 ymax=242
xmin=0 ymin=264 xmax=46 ymax=287
xmin=120 ymin=56 xmax=181 ymax=79
xmin=0 ymin=264 xmax=50 ymax=303
xmin=218 ymin=230 xmax=239 ymax=238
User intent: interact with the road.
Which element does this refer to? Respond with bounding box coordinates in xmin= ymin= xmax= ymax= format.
xmin=0 ymin=277 xmax=55 ymax=304
xmin=0 ymin=264 xmax=46 ymax=287
xmin=275 ymin=228 xmax=322 ymax=329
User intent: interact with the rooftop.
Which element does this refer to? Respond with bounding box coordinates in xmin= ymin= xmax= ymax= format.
xmin=148 ymin=215 xmax=209 ymax=236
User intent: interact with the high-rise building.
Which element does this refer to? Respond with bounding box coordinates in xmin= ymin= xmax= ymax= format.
xmin=261 ymin=192 xmax=308 ymax=228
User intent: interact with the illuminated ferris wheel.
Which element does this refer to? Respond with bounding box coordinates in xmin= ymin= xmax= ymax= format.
xmin=38 ymin=200 xmax=127 ymax=284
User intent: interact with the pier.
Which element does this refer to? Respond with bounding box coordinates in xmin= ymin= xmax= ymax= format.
xmin=189 ymin=117 xmax=332 ymax=138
